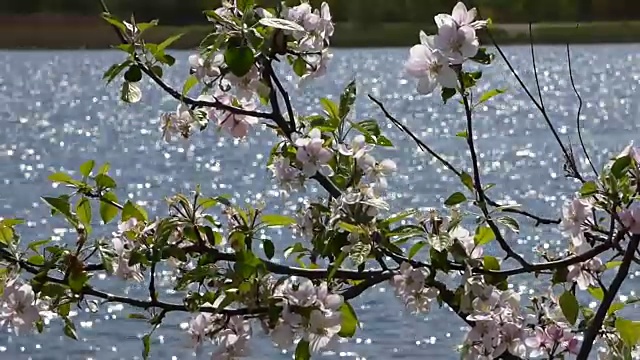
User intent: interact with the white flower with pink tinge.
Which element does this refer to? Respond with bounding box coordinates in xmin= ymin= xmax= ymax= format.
xmin=295 ymin=128 xmax=334 ymax=177
xmin=0 ymin=279 xmax=40 ymax=335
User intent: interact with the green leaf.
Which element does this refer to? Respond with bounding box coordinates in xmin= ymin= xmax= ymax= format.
xmin=444 ymin=192 xmax=467 ymax=206
xmin=456 ymin=130 xmax=468 ymax=139
xmin=263 ymin=239 xmax=275 ymax=260
xmin=559 ymin=291 xmax=579 ymax=325
xmin=339 ymin=80 xmax=357 ymax=119
xmin=100 ymin=192 xmax=119 ymax=224
xmin=377 ymin=135 xmax=393 ymax=147
xmin=408 ymin=241 xmax=426 ymax=259
xmin=41 ymin=196 xmax=73 ymax=219
xmin=121 ymin=81 xmax=142 ymax=103
xmin=261 ymin=214 xmax=296 ymax=227
xmin=1 ymin=218 xmax=24 ymax=227
xmin=27 ymin=255 xmax=45 ymax=266
xmin=606 ymin=261 xmax=623 ymax=270
xmin=616 ymin=318 xmax=640 ymax=346
xmin=156 ymin=33 xmax=184 ymax=52
xmin=128 ymin=313 xmax=149 ymax=320
xmin=608 ymin=302 xmax=625 ymax=316
xmin=94 ymin=173 xmax=117 ymax=189
xmin=150 ymin=65 xmax=163 ymax=78
xmin=101 ymin=13 xmax=127 ymax=33
xmin=58 ymin=302 xmax=71 ymax=317
xmin=474 ymin=226 xmax=495 ymax=246
xmin=338 ymin=301 xmax=358 ymax=338
xmin=181 ymin=75 xmax=199 ymax=97
xmin=28 ymin=239 xmax=51 ymax=252
xmin=76 ymin=197 xmax=92 ymax=229
xmin=63 ymin=318 xmax=78 ymax=340
xmin=483 ymin=255 xmax=500 ymax=271
xmin=293 ymin=57 xmax=306 ymax=77
xmin=142 ymin=333 xmax=151 ymax=360
xmin=612 ymin=155 xmax=632 ymax=179
xmin=320 ymin=98 xmax=340 ymax=120
xmin=441 ymin=87 xmax=456 ymax=104
xmin=124 ymin=65 xmax=142 ymax=83
xmin=476 ymin=88 xmax=506 ymax=105
xmin=470 ymin=47 xmax=494 ymax=65
xmin=103 ymin=60 xmax=132 ymax=83
xmin=122 ymin=201 xmax=147 ymax=222
xmin=68 ymin=271 xmax=88 ymax=293
xmin=48 ymin=172 xmax=75 ymax=184
xmin=294 ymin=340 xmax=311 ymax=360
xmin=497 ymin=216 xmax=520 ymax=233
xmin=580 ymin=181 xmax=598 ymax=197
xmin=460 ymin=172 xmax=474 ymax=191
xmin=80 ymin=160 xmax=95 ymax=178
xmin=327 ymin=251 xmax=346 ymax=280
xmin=0 ymin=225 xmax=14 ymax=245
xmin=587 ymin=287 xmax=604 ymax=301
xmin=224 ymin=46 xmax=254 ymax=77
xmin=259 ymin=17 xmax=305 ymax=32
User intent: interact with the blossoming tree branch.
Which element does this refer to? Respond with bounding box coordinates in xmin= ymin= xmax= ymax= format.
xmin=1 ymin=0 xmax=639 ymax=359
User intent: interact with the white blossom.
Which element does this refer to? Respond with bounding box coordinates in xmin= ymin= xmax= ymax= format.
xmin=567 ymin=254 xmax=603 ymax=290
xmin=450 ymin=1 xmax=488 ymax=29
xmin=161 ymin=103 xmax=200 ymax=142
xmin=189 ymin=53 xmax=223 ymax=80
xmin=212 ymin=316 xmax=252 ymax=360
xmin=268 ymin=157 xmax=304 ymax=193
xmin=281 ymin=276 xmax=317 ymax=307
xmin=304 ymin=309 xmax=341 ymax=353
xmin=189 ymin=313 xmax=212 ymax=350
xmin=619 ymin=205 xmax=640 ymax=234
xmin=216 ymin=95 xmax=258 ymax=139
xmin=0 ymin=279 xmax=40 ymax=335
xmin=432 ymin=14 xmax=479 ymax=64
xmin=358 ymin=155 xmax=397 ymax=190
xmin=295 ymin=128 xmax=334 ymax=177
xmin=560 ymin=198 xmax=592 ymax=247
xmin=405 ymin=43 xmax=457 ymax=95
xmin=337 ymin=135 xmax=373 ymax=160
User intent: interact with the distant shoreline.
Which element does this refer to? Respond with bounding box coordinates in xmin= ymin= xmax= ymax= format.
xmin=1 ymin=15 xmax=640 ymax=49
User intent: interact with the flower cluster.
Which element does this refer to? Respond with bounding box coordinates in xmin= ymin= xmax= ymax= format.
xmin=460 ymin=277 xmax=526 ymax=359
xmin=389 ymin=262 xmax=439 ymax=313
xmin=330 ymin=185 xmax=389 ymax=225
xmin=188 ymin=313 xmax=252 ymax=359
xmin=405 ymin=2 xmax=486 ymax=94
xmin=282 ymin=1 xmax=334 ymax=82
xmin=270 ymin=277 xmax=343 ymax=353
xmin=0 ymin=278 xmax=40 ymax=335
xmin=111 ymin=218 xmax=144 ymax=282
xmin=525 ymin=324 xmax=579 ymax=358
xmin=294 ymin=128 xmax=334 ymax=177
xmin=338 ymin=134 xmax=397 ymax=191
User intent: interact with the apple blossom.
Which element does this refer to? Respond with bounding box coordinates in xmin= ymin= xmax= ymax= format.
xmin=304 ymin=309 xmax=341 ymax=353
xmin=405 ymin=43 xmax=458 ymax=95
xmin=295 ymin=128 xmax=334 ymax=177
xmin=450 ymin=1 xmax=488 ymax=30
xmin=358 ymin=155 xmax=397 ymax=190
xmin=619 ymin=205 xmax=640 ymax=234
xmin=212 ymin=316 xmax=252 ymax=360
xmin=567 ymin=254 xmax=603 ymax=290
xmin=161 ymin=103 xmax=200 ymax=142
xmin=281 ymin=276 xmax=317 ymax=307
xmin=432 ymin=14 xmax=480 ymax=64
xmin=0 ymin=279 xmax=40 ymax=335
xmin=560 ymin=198 xmax=592 ymax=246
xmin=217 ymin=96 xmax=259 ymax=138
xmin=268 ymin=157 xmax=305 ymax=193
xmin=189 ymin=53 xmax=223 ymax=80
xmin=189 ymin=313 xmax=213 ymax=350
xmin=338 ymin=134 xmax=373 ymax=160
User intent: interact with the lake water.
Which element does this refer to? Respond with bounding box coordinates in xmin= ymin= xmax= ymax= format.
xmin=1 ymin=45 xmax=640 ymax=359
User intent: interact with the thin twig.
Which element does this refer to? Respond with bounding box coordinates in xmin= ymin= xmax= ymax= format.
xmin=485 ymin=28 xmax=583 ymax=182
xmin=566 ymin=42 xmax=598 ymax=177
xmin=459 ymin=73 xmax=530 ymax=268
xmin=369 ymin=94 xmax=561 ymax=226
xmin=529 ymin=22 xmax=546 ymax=112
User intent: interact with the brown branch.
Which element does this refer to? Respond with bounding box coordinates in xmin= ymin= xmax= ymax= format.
xmin=577 ymin=234 xmax=640 ymax=359
xmin=458 ymin=73 xmax=530 ymax=269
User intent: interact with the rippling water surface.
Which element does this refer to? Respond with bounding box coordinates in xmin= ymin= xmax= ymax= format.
xmin=1 ymin=45 xmax=640 ymax=359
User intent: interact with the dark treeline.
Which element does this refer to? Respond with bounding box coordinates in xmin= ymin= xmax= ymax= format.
xmin=3 ymin=0 xmax=640 ymax=24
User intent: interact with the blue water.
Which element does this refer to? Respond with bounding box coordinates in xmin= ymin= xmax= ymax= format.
xmin=1 ymin=45 xmax=640 ymax=359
